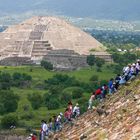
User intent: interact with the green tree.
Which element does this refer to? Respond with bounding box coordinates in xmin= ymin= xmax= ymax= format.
xmin=46 ymin=98 xmax=60 ymax=110
xmin=87 ymin=55 xmax=96 ymax=68
xmin=0 ymin=72 xmax=11 ymax=83
xmin=0 ymin=90 xmax=19 ymax=114
xmin=95 ymin=57 xmax=105 ymax=68
xmin=41 ymin=60 xmax=53 ymax=71
xmin=1 ymin=114 xmax=18 ymax=129
xmin=12 ymin=72 xmax=22 ymax=80
xmin=28 ymin=93 xmax=43 ymax=110
xmin=22 ymin=73 xmax=32 ymax=81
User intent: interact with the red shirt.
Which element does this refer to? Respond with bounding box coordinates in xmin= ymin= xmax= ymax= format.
xmin=68 ymin=105 xmax=73 ymax=114
xmin=64 ymin=111 xmax=71 ymax=119
xmin=95 ymin=89 xmax=102 ymax=95
xmin=32 ymin=136 xmax=36 ymax=140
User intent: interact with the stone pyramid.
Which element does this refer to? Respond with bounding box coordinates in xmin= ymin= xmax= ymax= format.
xmin=0 ymin=16 xmax=105 ymax=63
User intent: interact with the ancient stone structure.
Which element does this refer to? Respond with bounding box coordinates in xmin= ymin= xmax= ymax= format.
xmin=43 ymin=49 xmax=88 ymax=70
xmin=0 ymin=16 xmax=112 ymax=68
xmin=0 ymin=57 xmax=34 ymax=66
xmin=0 ymin=135 xmax=26 ymax=140
xmin=43 ymin=49 xmax=113 ymax=70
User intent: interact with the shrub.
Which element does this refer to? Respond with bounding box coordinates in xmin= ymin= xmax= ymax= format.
xmin=22 ymin=73 xmax=32 ymax=81
xmin=28 ymin=93 xmax=43 ymax=110
xmin=41 ymin=60 xmax=53 ymax=71
xmin=46 ymin=98 xmax=60 ymax=110
xmin=1 ymin=114 xmax=18 ymax=129
xmin=95 ymin=57 xmax=105 ymax=68
xmin=12 ymin=72 xmax=22 ymax=80
xmin=72 ymin=87 xmax=84 ymax=99
xmin=87 ymin=55 xmax=96 ymax=67
xmin=90 ymin=75 xmax=99 ymax=82
xmin=46 ymin=74 xmax=79 ymax=88
xmin=96 ymin=67 xmax=102 ymax=72
xmin=48 ymin=85 xmax=63 ymax=95
xmin=77 ymin=97 xmax=88 ymax=105
xmin=44 ymin=93 xmax=60 ymax=110
xmin=0 ymin=90 xmax=19 ymax=115
xmin=61 ymin=91 xmax=72 ymax=103
xmin=34 ymin=81 xmax=45 ymax=90
xmin=0 ymin=72 xmax=11 ymax=83
xmin=0 ymin=82 xmax=11 ymax=90
xmin=21 ymin=112 xmax=34 ymax=121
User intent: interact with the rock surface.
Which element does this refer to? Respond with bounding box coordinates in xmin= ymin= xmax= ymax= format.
xmin=52 ymin=78 xmax=140 ymax=140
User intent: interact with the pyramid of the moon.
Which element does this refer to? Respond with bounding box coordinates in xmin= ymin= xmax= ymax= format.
xmin=0 ymin=16 xmax=111 ymax=66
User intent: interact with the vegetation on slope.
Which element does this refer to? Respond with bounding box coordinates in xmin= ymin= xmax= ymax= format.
xmin=0 ymin=65 xmax=115 ymax=130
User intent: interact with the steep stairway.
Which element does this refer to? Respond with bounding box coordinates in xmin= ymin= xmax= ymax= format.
xmin=52 ymin=78 xmax=140 ymax=140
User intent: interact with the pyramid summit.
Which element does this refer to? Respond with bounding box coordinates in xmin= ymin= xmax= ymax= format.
xmin=0 ymin=16 xmax=111 ymax=68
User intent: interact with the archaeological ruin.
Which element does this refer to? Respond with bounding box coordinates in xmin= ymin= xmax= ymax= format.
xmin=0 ymin=16 xmax=112 ymax=70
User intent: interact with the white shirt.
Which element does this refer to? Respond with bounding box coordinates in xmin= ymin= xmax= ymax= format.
xmin=136 ymin=63 xmax=140 ymax=70
xmin=73 ymin=106 xmax=79 ymax=113
xmin=42 ymin=123 xmax=48 ymax=132
xmin=56 ymin=115 xmax=61 ymax=122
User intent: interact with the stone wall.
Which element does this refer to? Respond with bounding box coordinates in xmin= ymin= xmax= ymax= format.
xmin=43 ymin=49 xmax=113 ymax=71
xmin=0 ymin=57 xmax=34 ymax=66
xmin=0 ymin=135 xmax=26 ymax=140
xmin=43 ymin=49 xmax=88 ymax=71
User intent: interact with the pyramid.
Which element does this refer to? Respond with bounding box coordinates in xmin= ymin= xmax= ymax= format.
xmin=0 ymin=17 xmax=105 ymax=60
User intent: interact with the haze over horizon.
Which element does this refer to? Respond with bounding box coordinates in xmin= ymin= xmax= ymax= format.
xmin=0 ymin=0 xmax=140 ymax=21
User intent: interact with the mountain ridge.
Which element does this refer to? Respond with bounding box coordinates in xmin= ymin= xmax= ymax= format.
xmin=0 ymin=0 xmax=140 ymax=21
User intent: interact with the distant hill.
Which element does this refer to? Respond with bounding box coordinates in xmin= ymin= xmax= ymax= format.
xmin=0 ymin=0 xmax=140 ymax=21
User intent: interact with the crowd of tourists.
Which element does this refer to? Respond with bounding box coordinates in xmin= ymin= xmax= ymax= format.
xmin=28 ymin=59 xmax=140 ymax=140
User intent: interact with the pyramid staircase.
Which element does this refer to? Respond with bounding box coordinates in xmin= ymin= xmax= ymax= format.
xmin=52 ymin=79 xmax=140 ymax=140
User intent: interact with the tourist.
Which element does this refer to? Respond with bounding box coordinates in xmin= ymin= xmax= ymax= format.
xmin=53 ymin=115 xmax=57 ymax=132
xmin=40 ymin=120 xmax=48 ymax=140
xmin=136 ymin=59 xmax=140 ymax=75
xmin=31 ymin=133 xmax=37 ymax=140
xmin=56 ymin=112 xmax=63 ymax=131
xmin=64 ymin=108 xmax=71 ymax=123
xmin=68 ymin=101 xmax=73 ymax=118
xmin=119 ymin=75 xmax=126 ymax=85
xmin=115 ymin=74 xmax=121 ymax=90
xmin=26 ymin=134 xmax=32 ymax=140
xmin=73 ymin=103 xmax=80 ymax=118
xmin=48 ymin=118 xmax=53 ymax=132
xmin=124 ymin=64 xmax=131 ymax=81
xmin=101 ymin=84 xmax=108 ymax=98
xmin=108 ymin=78 xmax=114 ymax=94
xmin=88 ymin=92 xmax=95 ymax=109
xmin=95 ymin=87 xmax=102 ymax=99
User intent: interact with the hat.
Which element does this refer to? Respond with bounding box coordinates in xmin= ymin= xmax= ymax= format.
xmin=92 ymin=106 xmax=96 ymax=110
xmin=132 ymin=63 xmax=136 ymax=66
xmin=76 ymin=103 xmax=79 ymax=106
xmin=60 ymin=112 xmax=63 ymax=116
